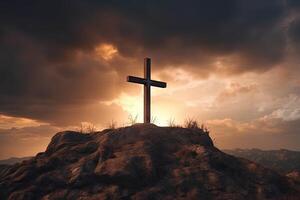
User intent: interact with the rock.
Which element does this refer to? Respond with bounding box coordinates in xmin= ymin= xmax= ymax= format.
xmin=0 ymin=124 xmax=299 ymax=199
xmin=286 ymin=170 xmax=300 ymax=182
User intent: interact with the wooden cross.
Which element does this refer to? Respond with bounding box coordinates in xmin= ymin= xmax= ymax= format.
xmin=127 ymin=58 xmax=167 ymax=123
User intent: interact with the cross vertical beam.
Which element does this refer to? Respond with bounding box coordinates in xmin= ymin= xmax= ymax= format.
xmin=127 ymin=58 xmax=167 ymax=123
xmin=144 ymin=58 xmax=151 ymax=123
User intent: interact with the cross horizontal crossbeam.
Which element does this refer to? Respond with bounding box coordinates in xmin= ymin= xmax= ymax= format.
xmin=127 ymin=76 xmax=166 ymax=88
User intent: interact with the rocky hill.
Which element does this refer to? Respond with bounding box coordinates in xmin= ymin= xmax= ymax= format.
xmin=0 ymin=124 xmax=299 ymax=199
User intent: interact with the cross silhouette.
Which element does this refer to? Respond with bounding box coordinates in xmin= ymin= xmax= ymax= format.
xmin=127 ymin=58 xmax=167 ymax=123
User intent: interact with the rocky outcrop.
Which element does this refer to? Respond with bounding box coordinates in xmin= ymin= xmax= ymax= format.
xmin=0 ymin=124 xmax=299 ymax=199
xmin=287 ymin=170 xmax=300 ymax=182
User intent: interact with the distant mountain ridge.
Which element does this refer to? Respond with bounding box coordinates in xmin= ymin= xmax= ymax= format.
xmin=0 ymin=157 xmax=32 ymax=165
xmin=0 ymin=125 xmax=299 ymax=199
xmin=224 ymin=149 xmax=300 ymax=174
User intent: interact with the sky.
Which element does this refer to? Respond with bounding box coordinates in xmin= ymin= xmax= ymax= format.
xmin=1 ymin=0 xmax=300 ymax=159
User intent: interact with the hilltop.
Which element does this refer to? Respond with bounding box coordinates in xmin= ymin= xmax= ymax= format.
xmin=0 ymin=124 xmax=299 ymax=199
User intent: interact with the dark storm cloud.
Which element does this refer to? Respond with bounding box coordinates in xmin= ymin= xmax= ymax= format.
xmin=288 ymin=18 xmax=300 ymax=51
xmin=286 ymin=0 xmax=300 ymax=9
xmin=128 ymin=0 xmax=286 ymax=69
xmin=0 ymin=0 xmax=288 ymax=66
xmin=0 ymin=0 xmax=297 ymax=125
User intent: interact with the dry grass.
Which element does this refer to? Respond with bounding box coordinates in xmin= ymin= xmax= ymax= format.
xmin=78 ymin=117 xmax=210 ymax=134
xmin=128 ymin=114 xmax=138 ymax=125
xmin=168 ymin=117 xmax=181 ymax=127
xmin=184 ymin=118 xmax=210 ymax=134
xmin=184 ymin=118 xmax=199 ymax=129
xmin=79 ymin=122 xmax=97 ymax=134
xmin=151 ymin=116 xmax=156 ymax=124
xmin=200 ymin=124 xmax=210 ymax=134
xmin=108 ymin=120 xmax=117 ymax=129
xmin=168 ymin=117 xmax=176 ymax=127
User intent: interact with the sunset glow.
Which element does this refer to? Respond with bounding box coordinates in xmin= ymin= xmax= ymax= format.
xmin=0 ymin=115 xmax=46 ymax=129
xmin=1 ymin=1 xmax=300 ymax=159
xmin=95 ymin=43 xmax=118 ymax=60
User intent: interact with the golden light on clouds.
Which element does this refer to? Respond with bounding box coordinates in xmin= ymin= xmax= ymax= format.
xmin=2 ymin=0 xmax=300 ymax=161
xmin=95 ymin=43 xmax=118 ymax=60
xmin=109 ymin=92 xmax=143 ymax=122
xmin=0 ymin=114 xmax=46 ymax=129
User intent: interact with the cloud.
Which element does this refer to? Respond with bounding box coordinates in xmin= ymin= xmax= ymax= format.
xmin=0 ymin=125 xmax=60 ymax=138
xmin=288 ymin=17 xmax=300 ymax=51
xmin=0 ymin=0 xmax=297 ymax=126
xmin=206 ymin=116 xmax=300 ymax=150
xmin=216 ymin=82 xmax=257 ymax=102
xmin=265 ymin=94 xmax=300 ymax=121
xmin=0 ymin=31 xmax=131 ymax=125
xmin=0 ymin=124 xmax=61 ymax=159
xmin=0 ymin=114 xmax=45 ymax=129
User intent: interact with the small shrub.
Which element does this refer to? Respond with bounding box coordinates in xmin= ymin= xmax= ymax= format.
xmin=78 ymin=122 xmax=97 ymax=134
xmin=184 ymin=118 xmax=199 ymax=129
xmin=151 ymin=116 xmax=157 ymax=124
xmin=183 ymin=118 xmax=210 ymax=134
xmin=202 ymin=125 xmax=210 ymax=135
xmin=168 ymin=117 xmax=181 ymax=128
xmin=168 ymin=117 xmax=178 ymax=127
xmin=86 ymin=124 xmax=96 ymax=134
xmin=108 ymin=120 xmax=117 ymax=129
xmin=128 ymin=113 xmax=138 ymax=125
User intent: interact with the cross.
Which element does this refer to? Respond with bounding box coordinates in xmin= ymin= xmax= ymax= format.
xmin=127 ymin=58 xmax=167 ymax=123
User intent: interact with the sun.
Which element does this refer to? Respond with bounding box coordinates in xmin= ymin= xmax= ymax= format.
xmin=112 ymin=92 xmax=170 ymax=126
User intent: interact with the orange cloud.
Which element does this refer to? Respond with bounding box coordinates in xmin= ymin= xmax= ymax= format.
xmin=95 ymin=43 xmax=118 ymax=60
xmin=216 ymin=82 xmax=257 ymax=102
xmin=0 ymin=114 xmax=47 ymax=129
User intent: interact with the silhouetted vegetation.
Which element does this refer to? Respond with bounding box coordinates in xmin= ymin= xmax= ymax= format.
xmin=128 ymin=114 xmax=138 ymax=125
xmin=184 ymin=117 xmax=209 ymax=134
xmin=108 ymin=120 xmax=117 ymax=129
xmin=79 ymin=122 xmax=97 ymax=134
xmin=168 ymin=117 xmax=176 ymax=127
xmin=167 ymin=117 xmax=182 ymax=128
xmin=184 ymin=118 xmax=199 ymax=129
xmin=77 ymin=117 xmax=209 ymax=135
xmin=151 ymin=116 xmax=157 ymax=124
